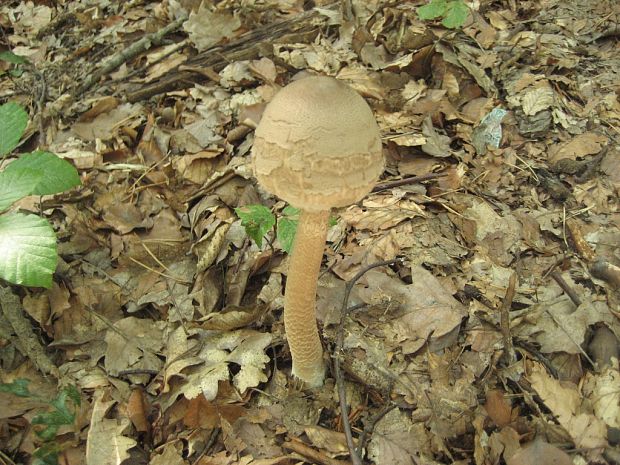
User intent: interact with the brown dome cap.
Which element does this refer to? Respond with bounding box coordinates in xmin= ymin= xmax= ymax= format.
xmin=252 ymin=76 xmax=383 ymax=211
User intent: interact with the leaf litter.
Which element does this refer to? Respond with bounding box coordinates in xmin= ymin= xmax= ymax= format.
xmin=0 ymin=0 xmax=619 ymax=464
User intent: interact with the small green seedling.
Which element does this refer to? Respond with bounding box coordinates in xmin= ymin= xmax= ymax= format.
xmin=0 ymin=50 xmax=29 ymax=78
xmin=235 ymin=205 xmax=337 ymax=254
xmin=417 ymin=0 xmax=469 ymax=29
xmin=0 ymin=379 xmax=80 ymax=465
xmin=0 ymin=102 xmax=81 ymax=288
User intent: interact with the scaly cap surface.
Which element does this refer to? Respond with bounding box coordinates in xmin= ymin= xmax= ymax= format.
xmin=252 ymin=76 xmax=383 ymax=211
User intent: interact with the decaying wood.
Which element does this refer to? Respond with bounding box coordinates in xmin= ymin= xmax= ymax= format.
xmin=126 ymin=8 xmax=332 ymax=103
xmin=78 ymin=15 xmax=188 ymax=95
xmin=0 ymin=286 xmax=59 ymax=378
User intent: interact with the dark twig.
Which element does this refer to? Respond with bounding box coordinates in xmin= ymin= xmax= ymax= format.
xmin=550 ymin=270 xmax=582 ymax=308
xmin=357 ymin=402 xmax=397 ymax=456
xmin=334 ymin=258 xmax=401 ymax=465
xmin=372 ymin=172 xmax=446 ymax=193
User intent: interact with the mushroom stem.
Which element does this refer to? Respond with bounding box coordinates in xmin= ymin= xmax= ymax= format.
xmin=284 ymin=208 xmax=330 ymax=387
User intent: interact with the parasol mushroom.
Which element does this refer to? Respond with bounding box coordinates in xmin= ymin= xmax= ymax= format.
xmin=252 ymin=76 xmax=384 ymax=386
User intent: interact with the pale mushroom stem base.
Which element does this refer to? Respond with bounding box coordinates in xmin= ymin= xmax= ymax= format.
xmin=284 ymin=209 xmax=330 ymax=387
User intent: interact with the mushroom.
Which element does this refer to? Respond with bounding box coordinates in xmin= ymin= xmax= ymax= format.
xmin=252 ymin=76 xmax=384 ymax=386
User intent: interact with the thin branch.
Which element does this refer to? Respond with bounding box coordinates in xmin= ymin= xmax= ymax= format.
xmin=334 ymin=258 xmax=402 ymax=465
xmin=77 ymin=15 xmax=187 ymax=94
xmin=550 ymin=270 xmax=582 ymax=308
xmin=356 ymin=402 xmax=397 ymax=456
xmin=372 ymin=173 xmax=446 ymax=193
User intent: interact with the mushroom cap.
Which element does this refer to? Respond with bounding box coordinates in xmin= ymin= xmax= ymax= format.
xmin=252 ymin=76 xmax=383 ymax=211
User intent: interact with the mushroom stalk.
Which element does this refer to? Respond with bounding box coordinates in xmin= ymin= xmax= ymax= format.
xmin=284 ymin=208 xmax=329 ymax=387
xmin=252 ymin=76 xmax=383 ymax=387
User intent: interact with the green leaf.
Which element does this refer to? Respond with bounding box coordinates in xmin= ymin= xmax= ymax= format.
xmin=0 ymin=51 xmax=28 ymax=65
xmin=32 ymin=388 xmax=77 ymax=440
xmin=4 ymin=151 xmax=80 ymax=196
xmin=443 ymin=0 xmax=469 ymax=28
xmin=277 ymin=206 xmax=299 ymax=254
xmin=32 ymin=443 xmax=60 ymax=465
xmin=417 ymin=0 xmax=447 ymax=20
xmin=49 ymin=388 xmax=78 ymax=423
xmin=0 ymin=379 xmax=32 ymax=397
xmin=235 ymin=205 xmax=275 ymax=248
xmin=0 ymin=212 xmax=58 ymax=288
xmin=0 ymin=102 xmax=29 ymax=156
xmin=0 ymin=167 xmax=39 ymax=210
xmin=64 ymin=385 xmax=81 ymax=407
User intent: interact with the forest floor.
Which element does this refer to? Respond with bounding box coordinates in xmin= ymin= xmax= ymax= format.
xmin=0 ymin=0 xmax=619 ymax=464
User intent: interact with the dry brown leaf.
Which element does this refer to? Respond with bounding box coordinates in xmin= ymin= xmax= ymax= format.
xmin=358 ymin=268 xmax=467 ymax=354
xmin=104 ymin=317 xmax=165 ymax=378
xmin=421 ymin=115 xmax=452 ymax=157
xmin=527 ymin=361 xmax=607 ymax=449
xmin=549 ymin=132 xmax=608 ymax=162
xmin=126 ymin=388 xmax=149 ymax=433
xmin=304 ymin=425 xmax=350 ymax=456
xmin=485 ymin=389 xmax=513 ymax=427
xmin=78 ymin=97 xmax=120 ymax=122
xmin=583 ymin=367 xmax=620 ymax=429
xmin=199 ymin=304 xmax=268 ymax=331
xmin=86 ymin=391 xmax=137 ymax=465
xmin=72 ymin=103 xmax=143 ymax=141
xmin=150 ymin=442 xmax=187 ymax=465
xmin=184 ymin=6 xmax=241 ymax=51
xmin=368 ymin=408 xmax=434 ymax=465
xmin=506 ymin=439 xmax=572 ymax=465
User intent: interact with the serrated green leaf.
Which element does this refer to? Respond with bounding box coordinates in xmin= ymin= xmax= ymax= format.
xmin=443 ymin=0 xmax=469 ymax=28
xmin=32 ymin=443 xmax=60 ymax=465
xmin=277 ymin=206 xmax=299 ymax=254
xmin=0 ymin=167 xmax=40 ymax=210
xmin=0 ymin=102 xmax=28 ymax=156
xmin=4 ymin=151 xmax=80 ymax=196
xmin=277 ymin=216 xmax=298 ymax=254
xmin=64 ymin=385 xmax=81 ymax=407
xmin=0 ymin=212 xmax=57 ymax=288
xmin=235 ymin=205 xmax=275 ymax=248
xmin=282 ymin=205 xmax=300 ymax=217
xmin=417 ymin=0 xmax=447 ymax=20
xmin=32 ymin=388 xmax=77 ymax=440
xmin=0 ymin=51 xmax=28 ymax=65
xmin=0 ymin=379 xmax=32 ymax=397
xmin=49 ymin=389 xmax=77 ymax=423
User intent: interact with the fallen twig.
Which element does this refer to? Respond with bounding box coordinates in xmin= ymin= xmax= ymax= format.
xmin=0 ymin=286 xmax=59 ymax=377
xmin=356 ymin=402 xmax=397 ymax=456
xmin=372 ymin=172 xmax=446 ymax=193
xmin=550 ymin=270 xmax=582 ymax=308
xmin=127 ymin=7 xmax=330 ymax=102
xmin=334 ymin=258 xmax=401 ymax=465
xmin=282 ymin=437 xmax=351 ymax=465
xmin=77 ymin=15 xmax=187 ymax=95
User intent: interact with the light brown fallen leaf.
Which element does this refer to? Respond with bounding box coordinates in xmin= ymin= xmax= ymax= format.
xmin=86 ymin=390 xmax=137 ymax=465
xmin=506 ymin=438 xmax=572 ymax=465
